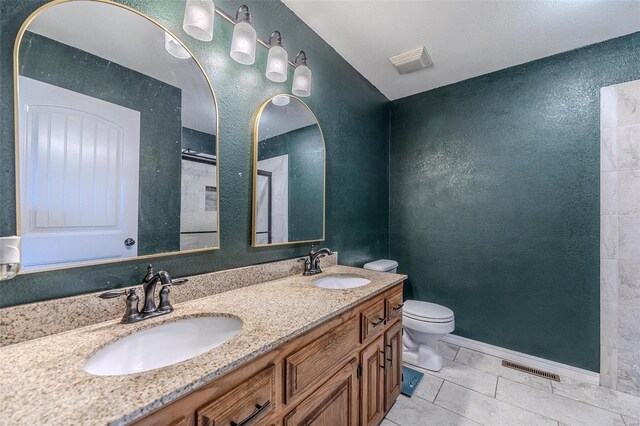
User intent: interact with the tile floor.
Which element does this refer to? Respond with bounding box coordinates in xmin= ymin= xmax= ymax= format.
xmin=383 ymin=343 xmax=640 ymax=426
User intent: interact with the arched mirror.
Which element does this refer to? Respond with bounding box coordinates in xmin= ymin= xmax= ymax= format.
xmin=15 ymin=0 xmax=219 ymax=272
xmin=252 ymin=95 xmax=325 ymax=247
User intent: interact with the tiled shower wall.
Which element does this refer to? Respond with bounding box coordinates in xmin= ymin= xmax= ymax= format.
xmin=600 ymin=80 xmax=640 ymax=396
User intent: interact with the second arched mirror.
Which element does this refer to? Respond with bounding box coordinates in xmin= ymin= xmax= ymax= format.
xmin=252 ymin=95 xmax=325 ymax=247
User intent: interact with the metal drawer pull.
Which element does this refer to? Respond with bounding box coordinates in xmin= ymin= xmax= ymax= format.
xmin=372 ymin=317 xmax=385 ymax=327
xmin=392 ymin=303 xmax=404 ymax=311
xmin=230 ymin=401 xmax=270 ymax=426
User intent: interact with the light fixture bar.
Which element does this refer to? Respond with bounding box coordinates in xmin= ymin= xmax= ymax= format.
xmin=213 ymin=7 xmax=297 ymax=68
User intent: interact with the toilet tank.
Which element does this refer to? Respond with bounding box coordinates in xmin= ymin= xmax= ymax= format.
xmin=363 ymin=259 xmax=398 ymax=273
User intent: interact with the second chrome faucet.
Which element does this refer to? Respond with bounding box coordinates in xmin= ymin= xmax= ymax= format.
xmin=99 ymin=264 xmax=188 ymax=324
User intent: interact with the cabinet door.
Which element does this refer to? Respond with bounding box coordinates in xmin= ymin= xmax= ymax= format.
xmin=360 ymin=336 xmax=385 ymax=426
xmin=283 ymin=359 xmax=359 ymax=426
xmin=385 ymin=320 xmax=403 ymax=412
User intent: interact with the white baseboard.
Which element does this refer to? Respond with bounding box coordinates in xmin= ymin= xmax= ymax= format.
xmin=440 ymin=334 xmax=600 ymax=385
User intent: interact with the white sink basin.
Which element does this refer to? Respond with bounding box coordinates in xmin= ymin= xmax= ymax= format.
xmin=313 ymin=274 xmax=371 ymax=289
xmin=84 ymin=316 xmax=242 ymax=376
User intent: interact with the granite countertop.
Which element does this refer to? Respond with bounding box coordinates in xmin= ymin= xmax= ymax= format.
xmin=0 ymin=265 xmax=406 ymax=425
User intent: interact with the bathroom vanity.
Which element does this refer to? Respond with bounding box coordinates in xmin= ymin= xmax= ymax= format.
xmin=134 ymin=281 xmax=403 ymax=426
xmin=0 ymin=262 xmax=406 ymax=425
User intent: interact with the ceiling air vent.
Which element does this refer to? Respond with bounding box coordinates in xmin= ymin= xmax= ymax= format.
xmin=389 ymin=46 xmax=433 ymax=75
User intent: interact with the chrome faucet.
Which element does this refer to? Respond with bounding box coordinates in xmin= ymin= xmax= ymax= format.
xmin=299 ymin=247 xmax=332 ymax=276
xmin=99 ymin=264 xmax=188 ymax=323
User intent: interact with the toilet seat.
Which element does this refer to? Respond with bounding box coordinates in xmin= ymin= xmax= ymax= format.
xmin=403 ymin=300 xmax=454 ymax=323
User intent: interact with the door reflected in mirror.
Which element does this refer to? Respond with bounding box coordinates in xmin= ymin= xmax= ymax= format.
xmin=253 ymin=95 xmax=325 ymax=247
xmin=15 ymin=0 xmax=219 ymax=272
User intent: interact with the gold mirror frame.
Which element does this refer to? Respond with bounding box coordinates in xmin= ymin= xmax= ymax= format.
xmin=13 ymin=0 xmax=221 ymax=274
xmin=251 ymin=95 xmax=326 ymax=248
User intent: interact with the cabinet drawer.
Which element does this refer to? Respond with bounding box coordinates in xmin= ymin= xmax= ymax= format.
xmin=285 ymin=317 xmax=358 ymax=403
xmin=386 ymin=290 xmax=404 ymax=322
xmin=197 ymin=365 xmax=275 ymax=426
xmin=360 ymin=298 xmax=386 ymax=343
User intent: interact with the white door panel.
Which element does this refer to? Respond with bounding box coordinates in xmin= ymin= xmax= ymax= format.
xmin=18 ymin=76 xmax=140 ymax=270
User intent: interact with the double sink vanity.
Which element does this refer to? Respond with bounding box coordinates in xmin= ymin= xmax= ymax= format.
xmin=0 ymin=255 xmax=406 ymax=425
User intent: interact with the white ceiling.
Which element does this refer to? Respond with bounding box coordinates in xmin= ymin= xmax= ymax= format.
xmin=258 ymin=97 xmax=318 ymax=141
xmin=282 ymin=0 xmax=640 ymax=100
xmin=27 ymin=1 xmax=216 ymax=134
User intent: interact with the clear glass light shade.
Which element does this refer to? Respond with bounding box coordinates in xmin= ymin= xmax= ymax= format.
xmin=272 ymin=95 xmax=290 ymax=106
xmin=266 ymin=45 xmax=288 ymax=82
xmin=183 ymin=0 xmax=215 ymax=42
xmin=292 ymin=65 xmax=312 ymax=97
xmin=164 ymin=32 xmax=191 ymax=59
xmin=230 ymin=21 xmax=256 ymax=65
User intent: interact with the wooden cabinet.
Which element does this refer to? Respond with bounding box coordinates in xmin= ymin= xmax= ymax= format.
xmin=197 ymin=365 xmax=275 ymax=426
xmin=386 ymin=290 xmax=404 ymax=323
xmin=360 ymin=336 xmax=386 ymax=426
xmin=285 ymin=317 xmax=358 ymax=404
xmin=132 ymin=283 xmax=403 ymax=426
xmin=384 ymin=320 xmax=403 ymax=411
xmin=283 ymin=359 xmax=359 ymax=426
xmin=360 ymin=298 xmax=386 ymax=343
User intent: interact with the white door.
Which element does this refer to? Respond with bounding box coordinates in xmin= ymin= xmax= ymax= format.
xmin=18 ymin=76 xmax=140 ymax=270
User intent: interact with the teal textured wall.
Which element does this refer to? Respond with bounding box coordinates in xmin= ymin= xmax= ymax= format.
xmin=182 ymin=127 xmax=216 ymax=156
xmin=258 ymin=125 xmax=324 ymax=241
xmin=0 ymin=0 xmax=389 ymax=307
xmin=389 ymin=32 xmax=640 ymax=372
xmin=20 ymin=31 xmax=183 ymax=255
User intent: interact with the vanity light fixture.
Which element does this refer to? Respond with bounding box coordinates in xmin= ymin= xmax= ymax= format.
xmin=230 ymin=5 xmax=256 ymax=65
xmin=164 ymin=32 xmax=191 ymax=59
xmin=266 ymin=30 xmax=288 ymax=83
xmin=272 ymin=94 xmax=290 ymax=106
xmin=182 ymin=0 xmax=215 ymax=42
xmin=0 ymin=236 xmax=21 ymax=281
xmin=292 ymin=51 xmax=312 ymax=97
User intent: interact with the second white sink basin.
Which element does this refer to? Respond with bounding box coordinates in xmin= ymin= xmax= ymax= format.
xmin=313 ymin=274 xmax=371 ymax=289
xmin=84 ymin=316 xmax=242 ymax=376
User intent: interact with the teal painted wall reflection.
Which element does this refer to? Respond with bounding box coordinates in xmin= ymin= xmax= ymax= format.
xmin=0 ymin=0 xmax=390 ymax=307
xmin=389 ymin=32 xmax=640 ymax=372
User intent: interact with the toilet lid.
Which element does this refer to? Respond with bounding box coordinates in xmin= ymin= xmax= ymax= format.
xmin=403 ymin=300 xmax=454 ymax=322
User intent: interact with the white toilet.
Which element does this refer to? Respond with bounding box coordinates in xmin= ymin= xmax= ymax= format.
xmin=363 ymin=259 xmax=455 ymax=372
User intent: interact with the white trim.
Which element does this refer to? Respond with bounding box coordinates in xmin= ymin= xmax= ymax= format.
xmin=440 ymin=334 xmax=600 ymax=384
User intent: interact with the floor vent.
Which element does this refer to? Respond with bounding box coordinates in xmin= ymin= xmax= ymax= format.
xmin=501 ymin=360 xmax=560 ymax=382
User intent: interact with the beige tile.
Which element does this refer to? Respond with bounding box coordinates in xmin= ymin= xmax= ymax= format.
xmin=436 ymin=380 xmax=556 ymax=426
xmin=617 ymin=125 xmax=640 ymax=171
xmin=602 ymin=128 xmax=618 ymax=171
xmin=381 ymin=419 xmax=400 ymax=426
xmin=413 ymin=373 xmax=444 ymax=402
xmin=386 ymin=394 xmax=479 ymax=426
xmin=619 ymin=261 xmax=640 ymax=307
xmin=439 ymin=341 xmax=460 ymax=361
xmin=496 ymin=377 xmax=626 ymax=425
xmin=454 ymin=347 xmax=552 ymax=392
xmin=619 ymin=216 xmax=640 ymax=260
xmin=422 ymin=359 xmax=498 ymax=397
xmin=601 ymin=86 xmax=618 ymax=130
xmin=552 ymin=377 xmax=640 ymax=419
xmin=602 ymin=172 xmax=619 ymax=215
xmin=602 ymin=215 xmax=618 ymax=259
xmin=617 ymin=81 xmax=640 ymax=127
xmin=619 ymin=171 xmax=640 ymax=215
xmin=601 ymin=259 xmax=619 ymax=304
